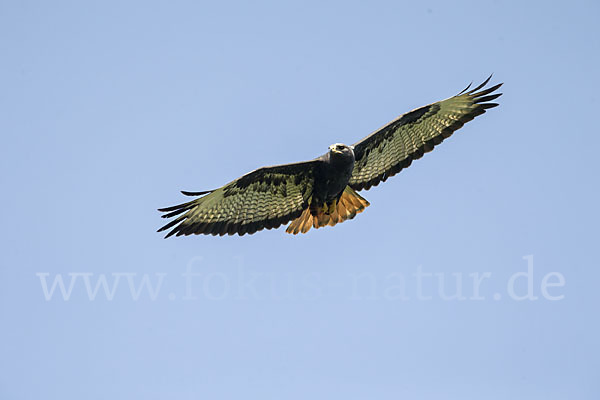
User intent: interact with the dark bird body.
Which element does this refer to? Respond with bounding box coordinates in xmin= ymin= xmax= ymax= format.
xmin=310 ymin=144 xmax=355 ymax=211
xmin=158 ymin=77 xmax=502 ymax=237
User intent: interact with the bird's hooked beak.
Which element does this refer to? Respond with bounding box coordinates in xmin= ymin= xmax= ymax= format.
xmin=329 ymin=144 xmax=343 ymax=154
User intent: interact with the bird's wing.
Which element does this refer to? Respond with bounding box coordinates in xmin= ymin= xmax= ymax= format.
xmin=158 ymin=160 xmax=319 ymax=237
xmin=349 ymin=76 xmax=502 ymax=191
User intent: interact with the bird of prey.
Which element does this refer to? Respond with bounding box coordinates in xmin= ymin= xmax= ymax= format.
xmin=158 ymin=76 xmax=502 ymax=237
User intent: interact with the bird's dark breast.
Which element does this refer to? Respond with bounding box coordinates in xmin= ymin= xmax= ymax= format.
xmin=313 ymin=155 xmax=355 ymax=205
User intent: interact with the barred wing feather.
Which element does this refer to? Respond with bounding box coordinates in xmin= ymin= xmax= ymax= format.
xmin=349 ymin=76 xmax=502 ymax=191
xmin=157 ymin=161 xmax=318 ymax=237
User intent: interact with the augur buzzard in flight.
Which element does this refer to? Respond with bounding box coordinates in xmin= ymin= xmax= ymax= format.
xmin=158 ymin=77 xmax=502 ymax=237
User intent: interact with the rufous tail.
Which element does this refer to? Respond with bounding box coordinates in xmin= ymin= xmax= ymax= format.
xmin=286 ymin=186 xmax=370 ymax=234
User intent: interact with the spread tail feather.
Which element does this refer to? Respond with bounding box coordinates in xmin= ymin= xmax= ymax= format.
xmin=285 ymin=186 xmax=370 ymax=234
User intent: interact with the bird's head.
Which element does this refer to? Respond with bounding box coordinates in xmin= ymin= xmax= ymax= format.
xmin=328 ymin=143 xmax=354 ymax=157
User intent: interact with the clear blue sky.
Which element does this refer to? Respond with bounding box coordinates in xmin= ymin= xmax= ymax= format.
xmin=1 ymin=1 xmax=599 ymax=399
